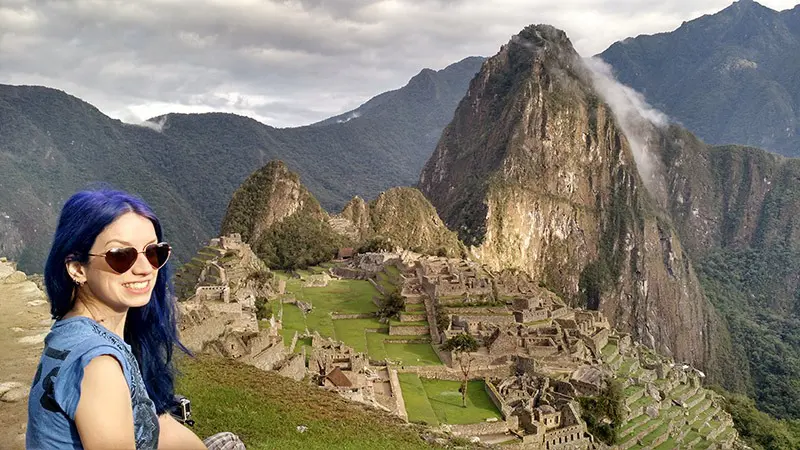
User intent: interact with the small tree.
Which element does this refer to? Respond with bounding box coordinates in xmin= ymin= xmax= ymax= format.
xmin=378 ymin=291 xmax=405 ymax=319
xmin=442 ymin=333 xmax=479 ymax=407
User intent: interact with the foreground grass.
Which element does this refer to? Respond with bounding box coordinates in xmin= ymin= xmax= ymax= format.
xmin=176 ymin=355 xmax=435 ymax=450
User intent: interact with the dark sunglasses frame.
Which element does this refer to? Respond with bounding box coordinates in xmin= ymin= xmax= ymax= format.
xmin=87 ymin=242 xmax=172 ymax=274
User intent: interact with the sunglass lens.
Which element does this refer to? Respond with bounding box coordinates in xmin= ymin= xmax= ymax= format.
xmin=145 ymin=242 xmax=171 ymax=269
xmin=105 ymin=247 xmax=139 ymax=273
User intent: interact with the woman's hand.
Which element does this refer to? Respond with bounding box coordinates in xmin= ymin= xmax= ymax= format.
xmin=157 ymin=412 xmax=207 ymax=449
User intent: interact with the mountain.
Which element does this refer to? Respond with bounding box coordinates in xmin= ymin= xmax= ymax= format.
xmin=599 ymin=0 xmax=800 ymax=157
xmin=418 ymin=25 xmax=735 ymax=386
xmin=657 ymin=126 xmax=800 ymax=418
xmin=0 ymin=57 xmax=483 ymax=272
xmin=219 ymin=160 xmax=461 ymax=269
xmin=597 ymin=0 xmax=800 ymax=419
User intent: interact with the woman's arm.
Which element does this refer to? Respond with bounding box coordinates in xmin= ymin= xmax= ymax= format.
xmin=157 ymin=413 xmax=207 ymax=449
xmin=74 ymin=355 xmax=136 ymax=449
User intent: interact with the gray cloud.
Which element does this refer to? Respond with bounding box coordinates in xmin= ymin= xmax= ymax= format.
xmin=1 ymin=0 xmax=796 ymax=127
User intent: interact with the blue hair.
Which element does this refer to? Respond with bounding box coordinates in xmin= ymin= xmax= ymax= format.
xmin=44 ymin=188 xmax=188 ymax=414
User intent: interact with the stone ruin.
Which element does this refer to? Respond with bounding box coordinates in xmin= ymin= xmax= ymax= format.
xmin=308 ymin=334 xmax=399 ymax=415
xmin=176 ymin=234 xmax=304 ymax=380
xmin=486 ymin=373 xmax=594 ymax=449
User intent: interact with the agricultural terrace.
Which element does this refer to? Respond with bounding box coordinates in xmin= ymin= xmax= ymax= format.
xmin=268 ymin=266 xmax=441 ymax=366
xmin=397 ymin=373 xmax=503 ymax=426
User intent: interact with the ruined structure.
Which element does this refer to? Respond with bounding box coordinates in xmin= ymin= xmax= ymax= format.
xmin=176 ymin=235 xmax=304 ymax=380
xmin=309 ymin=334 xmax=401 ymax=415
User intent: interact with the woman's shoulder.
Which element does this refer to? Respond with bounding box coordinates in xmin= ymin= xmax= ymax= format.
xmin=47 ymin=316 xmax=130 ymax=353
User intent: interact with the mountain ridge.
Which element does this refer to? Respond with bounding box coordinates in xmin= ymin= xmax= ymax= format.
xmin=0 ymin=57 xmax=483 ymax=272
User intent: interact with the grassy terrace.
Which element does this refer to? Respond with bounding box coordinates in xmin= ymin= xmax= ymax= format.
xmin=177 ymin=355 xmax=434 ymax=450
xmin=271 ymin=269 xmax=441 ymax=366
xmin=398 ymin=373 xmax=502 ymax=426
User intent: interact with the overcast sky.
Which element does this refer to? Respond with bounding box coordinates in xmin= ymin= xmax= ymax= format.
xmin=1 ymin=0 xmax=797 ymax=128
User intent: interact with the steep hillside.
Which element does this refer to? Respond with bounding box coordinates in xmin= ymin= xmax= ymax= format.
xmin=600 ymin=0 xmax=800 ymax=157
xmin=419 ymin=25 xmax=734 ymax=385
xmin=0 ymin=57 xmax=483 ymax=272
xmin=657 ymin=125 xmax=800 ymax=418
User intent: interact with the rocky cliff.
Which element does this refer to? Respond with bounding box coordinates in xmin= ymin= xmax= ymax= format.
xmin=419 ymin=25 xmax=731 ymax=381
xmin=332 ymin=187 xmax=462 ymax=256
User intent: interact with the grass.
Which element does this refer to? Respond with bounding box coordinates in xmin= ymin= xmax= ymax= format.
xmin=385 ymin=343 xmax=442 ymax=366
xmin=654 ymin=438 xmax=677 ymax=450
xmin=420 ymin=379 xmax=503 ymax=425
xmin=270 ymin=268 xmax=443 ymax=366
xmin=176 ymin=355 xmax=434 ymax=450
xmin=333 ymin=319 xmax=385 ymax=353
xmin=398 ymin=373 xmax=440 ymax=426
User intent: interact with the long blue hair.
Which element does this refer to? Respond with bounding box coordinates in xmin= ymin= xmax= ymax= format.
xmin=44 ymin=188 xmax=187 ymax=414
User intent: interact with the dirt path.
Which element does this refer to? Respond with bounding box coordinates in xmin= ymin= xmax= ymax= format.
xmin=0 ymin=261 xmax=51 ymax=449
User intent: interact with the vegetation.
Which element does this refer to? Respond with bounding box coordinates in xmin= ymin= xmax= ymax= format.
xmin=441 ymin=333 xmax=479 ymax=408
xmin=175 ymin=355 xmax=436 ymax=449
xmin=255 ymin=212 xmax=349 ymax=270
xmin=710 ymin=387 xmax=800 ymax=450
xmin=578 ymin=380 xmax=624 ymax=445
xmin=696 ymin=246 xmax=800 ymax=419
xmin=254 ymin=296 xmax=272 ymax=321
xmin=378 ymin=291 xmax=405 ymax=320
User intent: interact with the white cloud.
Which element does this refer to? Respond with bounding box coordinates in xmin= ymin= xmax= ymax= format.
xmin=0 ymin=0 xmax=797 ymax=127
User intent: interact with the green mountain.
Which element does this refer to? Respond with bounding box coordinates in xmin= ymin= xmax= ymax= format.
xmin=599 ymin=0 xmax=800 ymax=157
xmin=0 ymin=57 xmax=483 ymax=272
xmin=658 ymin=126 xmax=800 ymax=419
xmin=596 ymin=0 xmax=800 ymax=419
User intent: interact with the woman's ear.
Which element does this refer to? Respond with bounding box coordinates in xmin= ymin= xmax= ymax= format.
xmin=66 ymin=259 xmax=87 ymax=285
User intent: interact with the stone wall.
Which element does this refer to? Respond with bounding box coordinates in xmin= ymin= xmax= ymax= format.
xmin=288 ymin=331 xmax=299 ymax=353
xmin=453 ymin=314 xmax=516 ymax=327
xmin=389 ymin=368 xmax=408 ymax=422
xmin=331 ymin=313 xmax=376 ymax=320
xmin=368 ymin=278 xmax=386 ymax=296
xmin=244 ymin=340 xmax=286 ymax=371
xmin=485 ymin=379 xmax=512 ymax=419
xmin=449 ymin=420 xmax=509 ymax=437
xmin=332 ymin=267 xmax=367 ymax=279
xmin=276 ymin=352 xmax=306 ymax=381
xmin=545 ymin=425 xmax=591 ymax=450
xmin=397 ymin=364 xmax=513 ymax=381
xmin=389 ymin=325 xmax=429 ymax=336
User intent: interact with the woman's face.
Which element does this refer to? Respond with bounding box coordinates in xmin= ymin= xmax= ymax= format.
xmin=78 ymin=212 xmax=160 ymax=312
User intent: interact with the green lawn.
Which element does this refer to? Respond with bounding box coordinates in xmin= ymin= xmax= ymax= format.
xmin=385 ymin=343 xmax=442 ymax=366
xmin=420 ymin=378 xmax=503 ymax=425
xmin=271 ymin=270 xmax=442 ymax=366
xmin=333 ymin=318 xmax=386 ymax=353
xmin=398 ymin=373 xmax=440 ymax=426
xmin=177 ymin=355 xmax=434 ymax=450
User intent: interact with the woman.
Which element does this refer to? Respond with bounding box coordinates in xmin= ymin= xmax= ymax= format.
xmin=26 ymin=189 xmax=244 ymax=449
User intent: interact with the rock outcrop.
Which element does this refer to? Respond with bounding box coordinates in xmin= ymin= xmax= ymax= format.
xmin=419 ymin=25 xmax=730 ymax=381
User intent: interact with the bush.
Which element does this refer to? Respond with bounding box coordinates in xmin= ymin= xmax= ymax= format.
xmin=256 ymin=212 xmax=349 ymax=270
xmin=378 ymin=291 xmax=405 ymax=319
xmin=578 ymin=380 xmax=624 ymax=445
xmin=254 ymin=297 xmax=272 ymax=320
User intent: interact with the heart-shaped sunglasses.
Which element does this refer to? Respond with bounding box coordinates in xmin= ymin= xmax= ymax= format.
xmin=87 ymin=242 xmax=172 ymax=274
